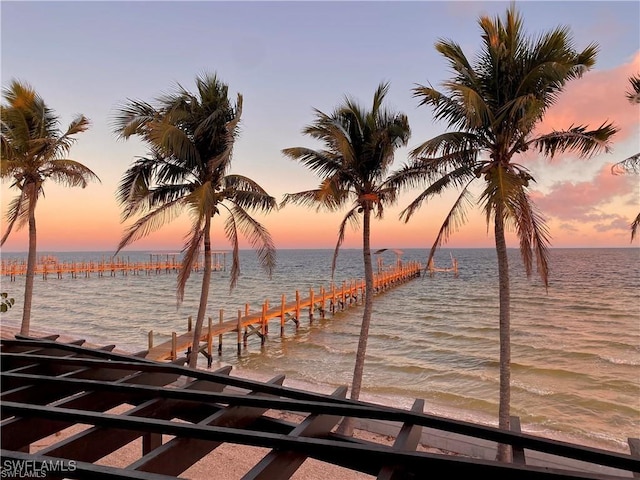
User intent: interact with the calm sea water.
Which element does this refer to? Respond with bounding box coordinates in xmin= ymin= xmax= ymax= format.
xmin=1 ymin=248 xmax=638 ymax=453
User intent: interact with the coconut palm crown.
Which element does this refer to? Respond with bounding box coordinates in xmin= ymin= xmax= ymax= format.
xmin=112 ymin=73 xmax=276 ymax=368
xmin=389 ymin=6 xmax=617 ymax=460
xmin=281 ymin=82 xmax=410 ymax=432
xmin=1 ymin=80 xmax=99 ymax=335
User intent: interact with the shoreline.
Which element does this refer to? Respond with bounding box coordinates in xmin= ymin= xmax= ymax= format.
xmin=1 ymin=319 xmax=632 ymax=457
xmin=3 ymin=322 xmax=637 ymax=477
xmin=1 ymin=322 xmax=457 ymax=480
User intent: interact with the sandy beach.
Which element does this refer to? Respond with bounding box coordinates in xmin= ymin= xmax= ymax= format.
xmin=0 ymin=323 xmax=453 ymax=479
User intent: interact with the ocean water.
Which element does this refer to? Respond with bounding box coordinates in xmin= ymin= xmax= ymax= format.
xmin=1 ymin=247 xmax=638 ymax=453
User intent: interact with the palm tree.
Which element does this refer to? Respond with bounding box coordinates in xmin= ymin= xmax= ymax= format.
xmin=389 ymin=6 xmax=617 ymax=461
xmin=281 ymin=82 xmax=410 ymax=433
xmin=612 ymin=74 xmax=639 ymax=240
xmin=1 ymin=80 xmax=99 ymax=335
xmin=112 ymin=73 xmax=277 ymax=369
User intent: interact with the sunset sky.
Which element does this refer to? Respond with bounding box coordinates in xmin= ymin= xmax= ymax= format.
xmin=1 ymin=1 xmax=639 ymax=253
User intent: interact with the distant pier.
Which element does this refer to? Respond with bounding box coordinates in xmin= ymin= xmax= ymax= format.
xmin=144 ymin=261 xmax=422 ymax=364
xmin=1 ymin=252 xmax=228 ymax=281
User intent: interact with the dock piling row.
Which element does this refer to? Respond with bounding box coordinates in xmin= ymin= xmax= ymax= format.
xmin=145 ymin=261 xmax=422 ymax=363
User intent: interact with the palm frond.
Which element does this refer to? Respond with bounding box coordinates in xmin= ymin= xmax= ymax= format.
xmin=331 ymin=207 xmax=360 ymax=277
xmin=222 ymin=206 xmax=241 ymax=290
xmin=412 ymin=86 xmax=469 ymax=131
xmin=512 ymin=189 xmax=551 ymax=287
xmin=479 ymin=165 xmax=527 ymax=228
xmin=281 ymin=147 xmax=345 ymax=179
xmin=398 ymin=165 xmax=476 ymax=222
xmin=111 ymin=99 xmax=158 ymax=139
xmin=631 ymin=213 xmax=640 ymax=242
xmin=1 ymin=193 xmax=30 ymax=245
xmin=611 ymin=153 xmax=640 ymax=175
xmin=54 ymin=115 xmax=91 ymax=154
xmin=176 ymin=216 xmax=205 ymax=304
xmin=147 ymin=119 xmax=199 ymax=165
xmin=45 ymin=159 xmax=100 ymax=187
xmin=281 ymin=177 xmax=349 ymax=212
xmin=115 ymin=198 xmax=185 ymax=254
xmin=223 ymin=175 xmax=277 ymax=212
xmin=532 ymin=123 xmax=618 ymax=159
xmin=228 ymin=203 xmax=276 ymax=281
xmin=626 ymin=75 xmax=640 ymax=104
xmin=410 ymin=131 xmax=480 ymax=160
xmin=425 ymin=184 xmax=475 ymax=269
xmin=116 ymin=156 xmax=156 ymax=218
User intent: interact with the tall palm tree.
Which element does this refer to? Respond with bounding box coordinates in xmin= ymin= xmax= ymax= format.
xmin=112 ymin=73 xmax=277 ymax=369
xmin=282 ymin=82 xmax=410 ymax=433
xmin=612 ymin=74 xmax=639 ymax=240
xmin=1 ymin=80 xmax=99 ymax=335
xmin=389 ymin=6 xmax=617 ymax=461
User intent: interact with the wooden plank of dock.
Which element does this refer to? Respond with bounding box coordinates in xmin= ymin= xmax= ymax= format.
xmin=146 ymin=262 xmax=422 ymax=362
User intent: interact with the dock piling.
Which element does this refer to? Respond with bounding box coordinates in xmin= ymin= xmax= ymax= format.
xmin=144 ymin=261 xmax=423 ymax=362
xmin=236 ymin=310 xmax=242 ymax=356
xmin=280 ymin=294 xmax=286 ymax=336
xmin=207 ymin=317 xmax=213 ymax=364
xmin=218 ymin=309 xmax=223 ymax=355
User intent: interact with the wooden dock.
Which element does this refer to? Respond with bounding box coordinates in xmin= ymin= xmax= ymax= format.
xmin=145 ymin=261 xmax=422 ymax=364
xmin=1 ymin=252 xmax=228 ymax=281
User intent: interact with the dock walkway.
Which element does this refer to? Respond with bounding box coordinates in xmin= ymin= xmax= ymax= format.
xmin=1 ymin=253 xmax=228 ymax=280
xmin=145 ymin=261 xmax=422 ymax=363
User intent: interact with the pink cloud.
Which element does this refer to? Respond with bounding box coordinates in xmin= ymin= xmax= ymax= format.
xmin=538 ymin=51 xmax=640 ymax=143
xmin=530 ymin=164 xmax=638 ymax=232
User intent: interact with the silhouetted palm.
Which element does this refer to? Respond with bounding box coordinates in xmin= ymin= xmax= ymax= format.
xmin=282 ymin=82 xmax=410 ymax=434
xmin=389 ymin=6 xmax=617 ymax=460
xmin=1 ymin=80 xmax=99 ymax=334
xmin=113 ymin=73 xmax=276 ymax=368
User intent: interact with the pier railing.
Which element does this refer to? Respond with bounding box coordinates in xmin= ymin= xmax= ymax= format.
xmin=1 ymin=253 xmax=227 ymax=280
xmin=145 ymin=261 xmax=422 ymax=363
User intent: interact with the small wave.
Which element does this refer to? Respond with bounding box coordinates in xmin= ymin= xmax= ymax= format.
xmin=599 ymin=354 xmax=640 ymax=366
xmin=512 ymin=380 xmax=554 ymax=396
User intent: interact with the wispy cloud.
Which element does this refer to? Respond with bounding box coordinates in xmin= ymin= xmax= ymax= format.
xmin=530 ymin=164 xmax=638 ymax=233
xmin=538 ymin=51 xmax=640 ymax=143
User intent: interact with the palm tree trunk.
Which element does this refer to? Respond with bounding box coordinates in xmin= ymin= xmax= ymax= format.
xmin=494 ymin=208 xmax=512 ymax=462
xmin=188 ymin=216 xmax=212 ymax=369
xmin=339 ymin=206 xmax=374 ymax=436
xmin=21 ymin=183 xmax=38 ymax=336
xmin=352 ymin=205 xmax=374 ymax=401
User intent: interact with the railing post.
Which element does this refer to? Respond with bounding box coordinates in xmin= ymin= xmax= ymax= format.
xmin=148 ymin=330 xmax=153 ymax=350
xmin=309 ymin=288 xmax=314 ymax=323
xmin=260 ymin=301 xmax=267 ymax=344
xmin=171 ymin=332 xmax=177 ymax=361
xmin=218 ymin=309 xmax=223 ymax=355
xmin=237 ymin=310 xmax=242 ymax=356
xmin=207 ymin=316 xmax=213 ymax=360
xmin=280 ymin=294 xmax=286 ymax=336
xmin=244 ymin=304 xmax=250 ymax=347
xmin=510 ymin=416 xmax=526 ymax=465
xmin=628 ymin=437 xmax=640 ymax=478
